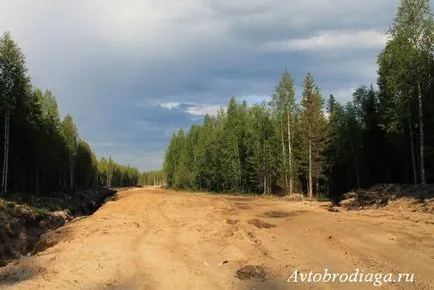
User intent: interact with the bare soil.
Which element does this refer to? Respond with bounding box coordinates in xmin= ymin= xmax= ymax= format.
xmin=0 ymin=187 xmax=433 ymax=289
xmin=0 ymin=188 xmax=116 ymax=262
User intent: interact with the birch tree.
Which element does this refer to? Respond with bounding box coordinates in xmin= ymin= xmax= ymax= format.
xmin=378 ymin=0 xmax=434 ymax=184
xmin=271 ymin=69 xmax=296 ymax=194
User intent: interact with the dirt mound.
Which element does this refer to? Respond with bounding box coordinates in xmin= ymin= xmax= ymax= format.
xmin=0 ymin=201 xmax=69 ymax=262
xmin=385 ymin=197 xmax=434 ymax=214
xmin=340 ymin=184 xmax=434 ymax=212
xmin=235 ymin=265 xmax=267 ymax=281
xmin=247 ymin=219 xmax=276 ymax=229
xmin=0 ymin=188 xmax=116 ymax=264
xmin=263 ymin=211 xmax=293 ymax=218
xmin=226 ymin=219 xmax=238 ymax=225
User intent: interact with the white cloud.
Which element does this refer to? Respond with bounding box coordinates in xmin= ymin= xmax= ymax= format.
xmin=184 ymin=104 xmax=222 ymax=116
xmin=159 ymin=102 xmax=181 ymax=110
xmin=158 ymin=96 xmax=273 ymax=118
xmin=158 ymin=102 xmax=222 ymax=116
xmin=264 ymin=29 xmax=387 ymax=52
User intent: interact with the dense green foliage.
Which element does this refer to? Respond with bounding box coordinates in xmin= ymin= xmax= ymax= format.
xmin=0 ymin=32 xmax=140 ymax=194
xmin=97 ymin=157 xmax=141 ymax=188
xmin=141 ymin=170 xmax=165 ymax=186
xmin=164 ymin=0 xmax=434 ymax=199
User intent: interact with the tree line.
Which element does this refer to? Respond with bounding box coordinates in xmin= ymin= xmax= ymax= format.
xmin=163 ymin=0 xmax=434 ymax=200
xmin=0 ymin=32 xmax=141 ymax=194
xmin=141 ymin=170 xmax=165 ymax=186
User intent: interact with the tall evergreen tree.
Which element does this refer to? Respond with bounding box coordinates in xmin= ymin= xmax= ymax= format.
xmin=60 ymin=114 xmax=78 ymax=190
xmin=300 ymin=73 xmax=328 ymax=198
xmin=0 ymin=32 xmax=30 ymax=193
xmin=161 ymin=0 xmax=434 ymax=199
xmin=0 ymin=32 xmax=140 ymax=195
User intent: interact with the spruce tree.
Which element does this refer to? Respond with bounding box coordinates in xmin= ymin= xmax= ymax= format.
xmin=300 ymin=73 xmax=327 ymax=198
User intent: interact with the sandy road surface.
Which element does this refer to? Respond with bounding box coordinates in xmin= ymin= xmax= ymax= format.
xmin=0 ymin=187 xmax=433 ymax=290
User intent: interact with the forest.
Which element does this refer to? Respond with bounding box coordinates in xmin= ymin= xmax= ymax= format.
xmin=163 ymin=0 xmax=434 ymax=200
xmin=0 ymin=32 xmax=141 ymax=195
xmin=141 ymin=170 xmax=165 ymax=186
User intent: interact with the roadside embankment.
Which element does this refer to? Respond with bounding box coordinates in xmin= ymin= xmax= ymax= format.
xmin=340 ymin=184 xmax=434 ymax=214
xmin=0 ymin=187 xmax=117 ymax=264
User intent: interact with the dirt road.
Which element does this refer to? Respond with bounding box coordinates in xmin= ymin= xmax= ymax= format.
xmin=0 ymin=188 xmax=433 ymax=289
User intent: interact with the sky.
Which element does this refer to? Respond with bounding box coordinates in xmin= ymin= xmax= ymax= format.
xmin=0 ymin=0 xmax=412 ymax=171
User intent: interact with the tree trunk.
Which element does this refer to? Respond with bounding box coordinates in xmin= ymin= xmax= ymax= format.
xmin=96 ymin=170 xmax=98 ymax=188
xmin=2 ymin=109 xmax=10 ymax=194
xmin=193 ymin=150 xmax=200 ymax=191
xmin=36 ymin=168 xmax=40 ymax=196
xmin=349 ymin=141 xmax=360 ymax=189
xmin=355 ymin=157 xmax=360 ymax=189
xmin=40 ymin=171 xmax=44 ymax=194
xmin=408 ymin=118 xmax=417 ymax=184
xmin=262 ymin=130 xmax=266 ymax=195
xmin=308 ymin=137 xmax=313 ymax=199
xmin=235 ymin=142 xmax=242 ymax=192
xmin=287 ymin=111 xmax=292 ymax=195
xmin=417 ymin=81 xmax=425 ymax=184
xmin=328 ymin=167 xmax=332 ymax=197
xmin=280 ymin=119 xmax=288 ymax=194
xmin=263 ymin=175 xmax=267 ymax=195
xmin=69 ymin=152 xmax=74 ymax=190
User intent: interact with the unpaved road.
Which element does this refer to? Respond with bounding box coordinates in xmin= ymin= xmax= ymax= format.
xmin=0 ymin=187 xmax=433 ymax=289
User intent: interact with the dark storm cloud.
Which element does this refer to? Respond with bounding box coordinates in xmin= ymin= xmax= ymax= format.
xmin=0 ymin=0 xmax=413 ymax=170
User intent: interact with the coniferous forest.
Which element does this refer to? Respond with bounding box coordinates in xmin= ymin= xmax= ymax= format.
xmin=141 ymin=170 xmax=165 ymax=186
xmin=163 ymin=0 xmax=434 ymax=200
xmin=0 ymin=32 xmax=141 ymax=195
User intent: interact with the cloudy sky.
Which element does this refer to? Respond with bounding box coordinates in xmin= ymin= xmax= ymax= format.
xmin=0 ymin=0 xmax=411 ymax=170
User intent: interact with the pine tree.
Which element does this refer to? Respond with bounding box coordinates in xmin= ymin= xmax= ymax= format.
xmin=173 ymin=129 xmax=191 ymax=189
xmin=60 ymin=114 xmax=78 ymax=190
xmin=0 ymin=32 xmax=30 ymax=193
xmin=300 ymin=73 xmax=327 ymax=198
xmin=75 ymin=139 xmax=97 ymax=189
xmin=0 ymin=32 xmax=140 ymax=195
xmin=222 ymin=98 xmax=242 ymax=191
